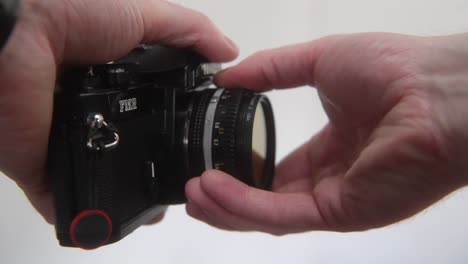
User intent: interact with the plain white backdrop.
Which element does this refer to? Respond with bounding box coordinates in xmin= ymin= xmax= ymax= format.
xmin=1 ymin=0 xmax=468 ymax=263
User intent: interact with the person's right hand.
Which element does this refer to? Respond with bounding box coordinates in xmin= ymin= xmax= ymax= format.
xmin=0 ymin=0 xmax=238 ymax=224
xmin=185 ymin=33 xmax=468 ymax=234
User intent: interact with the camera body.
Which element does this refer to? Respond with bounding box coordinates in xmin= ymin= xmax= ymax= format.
xmin=0 ymin=0 xmax=20 ymax=52
xmin=48 ymin=46 xmax=275 ymax=249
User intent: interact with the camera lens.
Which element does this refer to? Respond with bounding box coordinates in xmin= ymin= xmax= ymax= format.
xmin=176 ymin=88 xmax=275 ymax=195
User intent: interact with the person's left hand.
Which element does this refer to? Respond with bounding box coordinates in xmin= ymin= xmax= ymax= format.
xmin=0 ymin=0 xmax=238 ymax=224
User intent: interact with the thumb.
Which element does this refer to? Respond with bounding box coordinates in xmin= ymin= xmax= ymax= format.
xmin=185 ymin=170 xmax=328 ymax=235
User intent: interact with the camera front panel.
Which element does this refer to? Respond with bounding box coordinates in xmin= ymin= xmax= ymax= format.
xmin=49 ymin=84 xmax=172 ymax=249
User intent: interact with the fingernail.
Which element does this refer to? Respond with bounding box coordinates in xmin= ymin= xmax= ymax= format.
xmin=213 ymin=68 xmax=228 ymax=85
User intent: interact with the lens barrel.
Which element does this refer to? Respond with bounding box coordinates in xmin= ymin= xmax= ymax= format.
xmin=177 ymin=88 xmax=275 ymax=194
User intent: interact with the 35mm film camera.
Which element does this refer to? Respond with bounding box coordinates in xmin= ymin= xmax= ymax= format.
xmin=48 ymin=45 xmax=276 ymax=249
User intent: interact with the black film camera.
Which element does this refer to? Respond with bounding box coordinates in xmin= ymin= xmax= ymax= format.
xmin=48 ymin=46 xmax=276 ymax=249
xmin=0 ymin=0 xmax=20 ymax=52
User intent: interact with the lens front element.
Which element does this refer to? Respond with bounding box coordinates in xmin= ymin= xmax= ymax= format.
xmin=252 ymin=102 xmax=268 ymax=187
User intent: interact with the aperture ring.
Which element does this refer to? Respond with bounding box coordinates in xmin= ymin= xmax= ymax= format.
xmin=202 ymin=88 xmax=224 ymax=170
xmin=210 ymin=89 xmax=243 ymax=176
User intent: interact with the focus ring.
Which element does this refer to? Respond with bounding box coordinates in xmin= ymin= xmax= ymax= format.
xmin=188 ymin=90 xmax=215 ymax=176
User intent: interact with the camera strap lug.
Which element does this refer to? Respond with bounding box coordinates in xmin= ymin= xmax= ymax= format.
xmin=86 ymin=113 xmax=120 ymax=151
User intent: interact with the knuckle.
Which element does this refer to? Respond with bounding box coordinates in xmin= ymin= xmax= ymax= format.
xmin=21 ymin=0 xmax=66 ymax=51
xmin=249 ymin=50 xmax=281 ymax=88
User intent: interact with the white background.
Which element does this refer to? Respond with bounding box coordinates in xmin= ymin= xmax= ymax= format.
xmin=2 ymin=0 xmax=468 ymax=263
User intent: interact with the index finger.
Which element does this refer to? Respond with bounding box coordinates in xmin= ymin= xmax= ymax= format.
xmin=214 ymin=37 xmax=338 ymax=91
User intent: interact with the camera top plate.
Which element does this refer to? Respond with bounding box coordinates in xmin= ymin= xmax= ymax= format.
xmin=58 ymin=45 xmax=221 ymax=93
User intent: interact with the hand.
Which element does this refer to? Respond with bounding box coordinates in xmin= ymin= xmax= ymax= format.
xmin=185 ymin=32 xmax=468 ymax=234
xmin=0 ymin=0 xmax=238 ymax=224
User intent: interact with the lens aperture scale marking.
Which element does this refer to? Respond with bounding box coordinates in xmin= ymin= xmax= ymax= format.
xmin=203 ymin=88 xmax=224 ymax=170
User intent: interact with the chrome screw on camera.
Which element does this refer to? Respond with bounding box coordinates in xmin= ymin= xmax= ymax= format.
xmin=86 ymin=113 xmax=120 ymax=151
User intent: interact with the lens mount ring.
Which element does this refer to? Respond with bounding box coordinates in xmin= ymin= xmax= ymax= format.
xmin=202 ymin=88 xmax=225 ymax=170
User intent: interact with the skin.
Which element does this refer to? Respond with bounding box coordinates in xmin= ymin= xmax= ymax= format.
xmin=2 ymin=1 xmax=468 ymax=237
xmin=185 ymin=33 xmax=468 ymax=234
xmin=0 ymin=0 xmax=238 ymax=224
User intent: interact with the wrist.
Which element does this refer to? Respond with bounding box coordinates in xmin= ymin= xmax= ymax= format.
xmin=425 ymin=33 xmax=468 ymax=184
